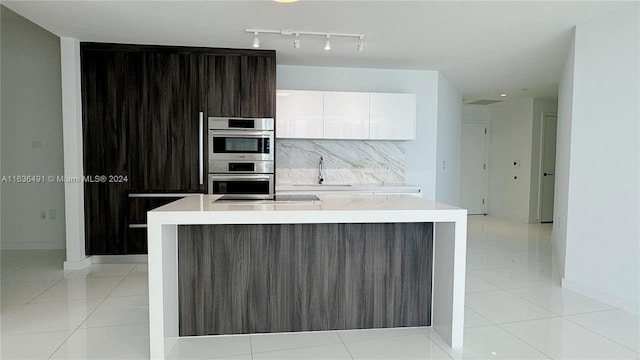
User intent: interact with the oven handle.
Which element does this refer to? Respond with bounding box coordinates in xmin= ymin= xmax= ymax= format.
xmin=199 ymin=112 xmax=204 ymax=185
xmin=209 ymin=174 xmax=273 ymax=181
xmin=209 ymin=130 xmax=273 ymax=138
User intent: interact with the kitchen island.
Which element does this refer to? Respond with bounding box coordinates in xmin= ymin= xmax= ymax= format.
xmin=147 ymin=194 xmax=467 ymax=359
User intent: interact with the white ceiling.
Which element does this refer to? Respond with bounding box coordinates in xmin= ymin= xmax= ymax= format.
xmin=3 ymin=0 xmax=628 ymax=101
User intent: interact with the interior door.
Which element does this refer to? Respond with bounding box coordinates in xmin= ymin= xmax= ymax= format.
xmin=460 ymin=123 xmax=488 ymax=215
xmin=540 ymin=115 xmax=557 ymax=222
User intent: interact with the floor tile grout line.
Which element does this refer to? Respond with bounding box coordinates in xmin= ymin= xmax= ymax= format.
xmin=0 ymin=302 xmax=28 ymax=319
xmin=78 ymin=320 xmax=150 ymax=331
xmin=335 ymin=330 xmax=356 ymax=360
xmin=249 ymin=333 xmax=254 ymax=360
xmin=334 ymin=328 xmax=429 ymax=345
xmin=505 ymin=287 xmax=619 ymax=318
xmin=46 ymin=265 xmax=141 ymax=359
xmin=488 ymin=314 xmax=561 ymax=326
xmin=563 ymin=313 xmax=640 ymax=354
xmin=494 ymin=321 xmax=560 ymax=360
xmin=26 ymin=275 xmax=130 ymax=304
xmin=464 ymin=306 xmax=496 ymax=328
xmin=420 ymin=328 xmax=455 ymax=360
xmin=250 ymin=339 xmax=346 ymax=356
xmin=15 ymin=275 xmax=65 ymax=308
xmin=58 ymin=273 xmax=131 ymax=340
xmin=502 ymin=289 xmax=569 ymax=318
xmin=46 ymin=328 xmax=78 ymax=360
xmin=0 ymin=327 xmax=77 ymax=338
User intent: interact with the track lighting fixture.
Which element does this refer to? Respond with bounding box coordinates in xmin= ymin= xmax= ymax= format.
xmin=357 ymin=36 xmax=364 ymax=51
xmin=324 ymin=35 xmax=331 ymax=51
xmin=357 ymin=36 xmax=364 ymax=52
xmin=293 ymin=33 xmax=300 ymax=49
xmin=245 ymin=29 xmax=365 ymax=52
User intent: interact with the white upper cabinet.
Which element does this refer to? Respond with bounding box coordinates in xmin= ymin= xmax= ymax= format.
xmin=276 ymin=90 xmax=324 ymax=138
xmin=323 ymin=92 xmax=370 ymax=139
xmin=276 ymin=90 xmax=415 ymax=140
xmin=369 ymin=93 xmax=416 ymax=140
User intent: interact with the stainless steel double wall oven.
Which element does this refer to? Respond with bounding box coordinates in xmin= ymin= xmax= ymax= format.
xmin=208 ymin=117 xmax=275 ymax=199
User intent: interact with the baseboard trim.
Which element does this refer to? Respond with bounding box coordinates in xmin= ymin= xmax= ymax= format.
xmin=562 ymin=278 xmax=639 ymax=315
xmin=63 ymin=256 xmax=92 ymax=270
xmin=91 ymin=255 xmax=148 ymax=264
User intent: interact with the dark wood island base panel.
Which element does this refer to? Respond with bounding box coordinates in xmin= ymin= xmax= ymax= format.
xmin=177 ymin=222 xmax=433 ymax=336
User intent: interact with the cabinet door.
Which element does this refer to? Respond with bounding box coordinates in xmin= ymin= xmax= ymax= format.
xmin=369 ymin=93 xmax=416 ymax=140
xmin=323 ymin=92 xmax=370 ymax=139
xmin=276 ymin=90 xmax=324 ymax=138
xmin=130 ymin=52 xmax=206 ymax=192
xmin=206 ymin=55 xmax=241 ymax=117
xmin=240 ymin=55 xmax=276 ymax=118
xmin=126 ymin=196 xmax=185 ymax=254
xmin=82 ymin=49 xmax=136 ymax=255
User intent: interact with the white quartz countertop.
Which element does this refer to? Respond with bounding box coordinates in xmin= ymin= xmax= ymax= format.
xmin=148 ymin=194 xmax=465 ymax=225
xmin=276 ymin=183 xmax=421 ymax=193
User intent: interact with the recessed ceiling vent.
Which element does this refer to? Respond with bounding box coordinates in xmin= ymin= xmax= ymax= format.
xmin=466 ymin=99 xmax=503 ymax=105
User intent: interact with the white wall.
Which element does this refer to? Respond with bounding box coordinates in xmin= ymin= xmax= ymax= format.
xmin=487 ymin=98 xmax=535 ymax=223
xmin=1 ymin=6 xmax=65 ymax=249
xmin=60 ymin=37 xmax=89 ymax=269
xmin=435 ymin=74 xmax=462 ymax=206
xmin=276 ymin=65 xmax=440 ymax=199
xmin=462 ymin=105 xmax=490 ymax=124
xmin=559 ymin=3 xmax=639 ymax=313
xmin=553 ymin=35 xmax=575 ymax=277
xmin=529 ymin=98 xmax=558 ymax=223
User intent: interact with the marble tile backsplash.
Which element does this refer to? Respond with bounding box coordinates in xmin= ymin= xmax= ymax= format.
xmin=276 ymin=140 xmax=405 ymax=185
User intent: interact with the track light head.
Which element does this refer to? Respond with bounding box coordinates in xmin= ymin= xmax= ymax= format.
xmin=357 ymin=36 xmax=364 ymax=52
xmin=324 ymin=35 xmax=331 ymax=51
xmin=252 ymin=32 xmax=260 ymax=48
xmin=293 ymin=33 xmax=300 ymax=49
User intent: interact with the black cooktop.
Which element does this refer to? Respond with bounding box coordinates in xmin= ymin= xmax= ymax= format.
xmin=216 ymin=194 xmax=320 ymax=203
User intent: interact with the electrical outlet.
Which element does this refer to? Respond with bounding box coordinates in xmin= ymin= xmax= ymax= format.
xmin=40 ymin=211 xmax=46 ymax=220
xmin=48 ymin=209 xmax=56 ymax=220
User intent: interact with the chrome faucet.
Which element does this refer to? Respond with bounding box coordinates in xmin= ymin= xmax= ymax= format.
xmin=318 ymin=156 xmax=324 ymax=184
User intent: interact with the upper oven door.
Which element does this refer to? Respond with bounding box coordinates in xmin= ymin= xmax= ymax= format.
xmin=209 ymin=130 xmax=274 ymax=161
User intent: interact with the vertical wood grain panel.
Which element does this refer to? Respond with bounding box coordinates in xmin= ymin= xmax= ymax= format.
xmin=206 ymin=55 xmax=241 ymax=117
xmin=81 ymin=49 xmax=133 ymax=255
xmin=131 ymin=52 xmax=204 ymax=192
xmin=178 ymin=222 xmax=433 ymax=336
xmin=240 ymin=55 xmax=276 ymax=118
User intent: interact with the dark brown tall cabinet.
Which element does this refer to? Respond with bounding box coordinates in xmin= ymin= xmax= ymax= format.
xmin=81 ymin=43 xmax=276 ymax=255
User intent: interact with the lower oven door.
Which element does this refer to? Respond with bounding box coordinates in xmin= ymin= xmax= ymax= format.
xmin=208 ymin=174 xmax=274 ymax=200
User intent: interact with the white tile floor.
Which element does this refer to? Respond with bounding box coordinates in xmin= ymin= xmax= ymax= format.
xmin=1 ymin=216 xmax=638 ymax=359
